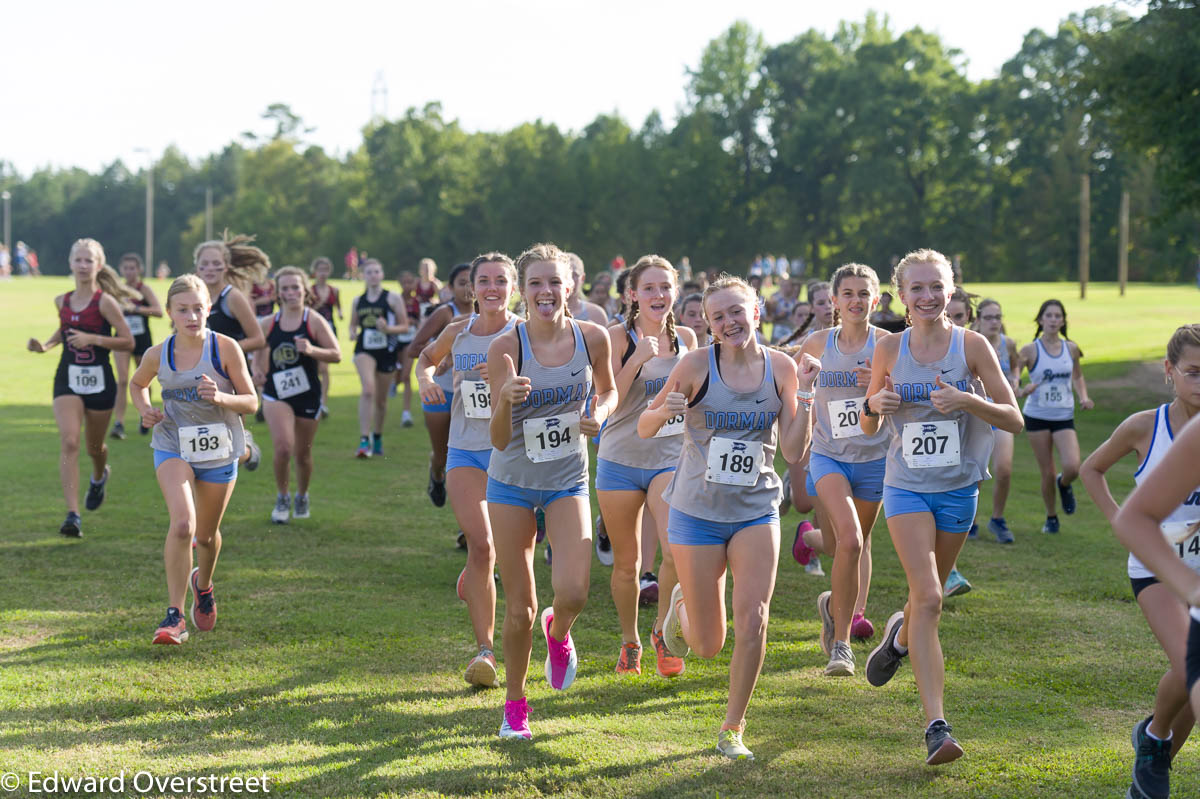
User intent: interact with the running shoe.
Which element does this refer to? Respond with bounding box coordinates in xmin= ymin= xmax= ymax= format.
xmin=944 ymin=568 xmax=972 ymax=597
xmin=661 ymin=583 xmax=690 ymax=658
xmin=966 ymin=523 xmax=978 ymax=540
xmin=356 ymin=438 xmax=371 ymax=459
xmin=615 ymin=642 xmax=642 ymax=675
xmin=639 ymin=572 xmax=659 ymax=606
xmin=805 ymin=558 xmax=826 ymax=577
xmin=989 ymin=517 xmax=1015 ymax=544
xmin=825 ymin=640 xmax=855 ymax=676
xmin=779 ymin=468 xmax=792 ymax=517
xmin=541 ymin=607 xmax=578 ymax=690
xmin=428 ymin=465 xmax=446 ymax=507
xmin=651 ymin=628 xmax=685 ymax=678
xmin=456 ymin=567 xmax=467 ymax=602
xmin=1057 ymin=473 xmax=1077 ymax=515
xmin=110 ymin=421 xmax=126 ymax=440
xmin=1043 ymin=515 xmax=1060 ymax=534
xmin=152 ymin=607 xmax=188 ymax=645
xmin=319 ymin=404 xmax=329 ymax=420
xmin=595 ymin=517 xmax=614 ymax=566
xmin=925 ymin=720 xmax=964 ymax=765
xmin=817 ymin=590 xmax=835 ymax=656
xmin=271 ymin=493 xmax=291 ymax=525
xmin=465 ymin=647 xmax=499 ymax=688
xmin=401 ymin=409 xmax=414 ymax=428
xmin=139 ymin=423 xmax=149 ymax=435
xmin=535 ymin=507 xmax=546 ymax=543
xmin=716 ymin=728 xmax=754 ymax=761
xmin=84 ymin=465 xmax=110 ymax=511
xmin=244 ymin=431 xmax=261 ymax=470
xmin=866 ymin=611 xmax=907 ymax=687
xmin=792 ymin=520 xmax=815 ymax=565
xmin=372 ymin=436 xmax=384 ymax=457
xmin=544 ymin=544 xmax=553 ymax=565
xmin=498 ymin=697 xmax=532 ymax=740
xmin=1131 ymin=716 xmax=1171 ymax=799
xmin=851 ymin=612 xmax=875 ymax=641
xmin=189 ymin=567 xmax=216 ymax=632
xmin=293 ymin=493 xmax=310 ymax=519
xmin=456 ymin=531 xmax=468 ymax=551
xmin=59 ymin=511 xmax=82 ymax=538
xmin=255 ymin=406 xmax=265 ymax=424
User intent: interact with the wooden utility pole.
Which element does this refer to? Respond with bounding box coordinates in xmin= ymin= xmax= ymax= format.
xmin=1118 ymin=189 xmax=1130 ymax=296
xmin=1079 ymin=174 xmax=1090 ymax=300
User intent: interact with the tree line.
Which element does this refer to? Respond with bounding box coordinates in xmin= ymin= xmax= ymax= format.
xmin=2 ymin=3 xmax=1197 ymax=283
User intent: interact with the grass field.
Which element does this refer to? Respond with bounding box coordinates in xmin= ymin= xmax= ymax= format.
xmin=1 ymin=278 xmax=1198 ymax=798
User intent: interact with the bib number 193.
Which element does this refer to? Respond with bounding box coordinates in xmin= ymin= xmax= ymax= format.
xmin=178 ymin=423 xmax=233 ymax=463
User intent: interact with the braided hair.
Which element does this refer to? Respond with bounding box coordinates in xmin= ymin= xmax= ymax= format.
xmin=624 ymin=255 xmax=680 ymax=354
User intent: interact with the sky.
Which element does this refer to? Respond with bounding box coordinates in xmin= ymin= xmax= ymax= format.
xmin=7 ymin=0 xmax=1144 ymax=175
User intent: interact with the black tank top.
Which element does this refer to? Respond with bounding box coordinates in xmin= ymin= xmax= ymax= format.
xmin=58 ymin=290 xmax=112 ymax=367
xmin=263 ymin=310 xmax=321 ymax=400
xmin=354 ymin=289 xmax=395 ymax=354
xmin=207 ymin=285 xmax=245 ymax=340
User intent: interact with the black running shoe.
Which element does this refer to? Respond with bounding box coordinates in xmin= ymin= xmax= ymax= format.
xmin=925 ymin=720 xmax=964 ymax=765
xmin=85 ymin=465 xmax=110 ymax=511
xmin=866 ymin=611 xmax=907 ymax=687
xmin=1057 ymin=473 xmax=1076 ymax=515
xmin=428 ymin=465 xmax=446 ymax=507
xmin=456 ymin=531 xmax=468 ymax=551
xmin=60 ymin=512 xmax=82 ymax=538
xmin=139 ymin=423 xmax=149 ymax=435
xmin=1131 ymin=716 xmax=1171 ymax=799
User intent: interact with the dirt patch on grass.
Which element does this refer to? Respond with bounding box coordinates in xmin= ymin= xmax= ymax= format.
xmin=1090 ymin=361 xmax=1171 ymax=399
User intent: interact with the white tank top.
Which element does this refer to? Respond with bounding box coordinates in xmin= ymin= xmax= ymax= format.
xmin=1023 ymin=337 xmax=1075 ymax=421
xmin=1127 ymin=404 xmax=1200 ymax=579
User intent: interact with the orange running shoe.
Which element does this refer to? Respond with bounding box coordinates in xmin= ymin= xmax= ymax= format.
xmin=615 ymin=642 xmax=642 ymax=675
xmin=651 ymin=628 xmax=685 ymax=678
xmin=152 ymin=607 xmax=189 ymax=645
xmin=190 ymin=567 xmax=217 ymax=632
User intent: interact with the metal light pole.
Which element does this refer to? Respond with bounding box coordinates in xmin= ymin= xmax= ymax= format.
xmin=1 ymin=190 xmax=10 ymax=252
xmin=134 ymin=149 xmax=154 ymax=269
xmin=205 ymin=186 xmax=213 ymax=239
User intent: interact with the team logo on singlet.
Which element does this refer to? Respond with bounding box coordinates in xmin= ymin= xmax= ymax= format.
xmin=272 ymin=342 xmax=299 ymax=370
xmin=1040 ymin=367 xmax=1070 ymax=382
xmin=819 ymin=370 xmax=860 ymax=388
xmin=704 ymin=410 xmax=778 ymax=430
xmin=454 ymin=352 xmax=487 ymax=372
xmin=893 ymin=379 xmax=971 ymax=404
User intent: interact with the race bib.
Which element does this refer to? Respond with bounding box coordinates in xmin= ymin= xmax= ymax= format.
xmin=1039 ymin=383 xmax=1072 ymax=409
xmin=828 ymin=398 xmax=864 ymax=440
xmin=901 ymin=420 xmax=961 ymax=468
xmin=1164 ymin=522 xmax=1200 ymax=572
xmin=419 ymin=302 xmax=435 ymax=320
xmin=654 ymin=412 xmax=685 ymax=439
xmin=125 ymin=314 xmax=146 ymax=336
xmin=363 ymin=328 xmax=387 ymax=350
xmin=705 ymin=437 xmax=764 ymax=486
xmin=462 ymin=381 xmax=492 ymax=419
xmin=178 ymin=423 xmax=233 ymax=463
xmin=68 ymin=365 xmax=105 ymax=395
xmin=522 ymin=412 xmax=581 ymax=463
xmin=272 ymin=366 xmax=311 ymax=399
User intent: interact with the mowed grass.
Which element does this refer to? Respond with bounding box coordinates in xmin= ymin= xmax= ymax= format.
xmin=1 ymin=277 xmax=1198 ymax=798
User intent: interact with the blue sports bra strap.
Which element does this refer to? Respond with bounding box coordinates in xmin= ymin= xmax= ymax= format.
xmin=165 ymin=334 xmax=176 ymax=371
xmin=826 ymin=328 xmax=838 ymax=350
xmin=517 ymin=323 xmax=532 ymax=368
xmin=898 ymin=328 xmax=911 ymax=359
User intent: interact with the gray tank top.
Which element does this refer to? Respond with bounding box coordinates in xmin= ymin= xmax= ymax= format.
xmin=662 ymin=344 xmax=783 ymax=522
xmin=150 ymin=332 xmax=246 ymax=468
xmin=487 ymin=321 xmax=593 ymax=490
xmin=1022 ymin=337 xmax=1075 ymax=421
xmin=449 ymin=313 xmax=517 ymax=451
xmin=883 ymin=326 xmax=993 ymax=492
xmin=597 ymin=327 xmax=687 ymax=470
xmin=811 ymin=326 xmax=889 ymax=462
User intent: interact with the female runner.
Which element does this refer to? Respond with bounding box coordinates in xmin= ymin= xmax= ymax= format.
xmin=1017 ymin=299 xmax=1093 ymax=533
xmin=1081 ymin=324 xmax=1200 ymax=799
xmin=598 ymin=255 xmax=697 ymax=678
xmin=408 ymin=263 xmax=474 ymax=506
xmin=130 ymin=275 xmax=257 ymax=644
xmin=860 ymin=249 xmax=1021 ymax=765
xmin=194 ymin=234 xmax=268 ymax=470
xmin=348 ymin=258 xmax=410 ymax=458
xmin=648 ymin=275 xmax=817 ymax=760
xmin=28 ymin=239 xmax=135 ymax=537
xmin=394 ymin=270 xmax=420 ymax=427
xmin=415 ymin=258 xmax=443 ymax=319
xmin=310 ymin=256 xmax=342 ymax=419
xmin=111 ymin=252 xmax=162 ymax=439
xmin=566 ymin=253 xmax=610 ymax=325
xmin=416 ymin=253 xmax=519 ymax=688
xmin=795 ymin=264 xmax=889 ymax=674
xmin=974 ymin=298 xmax=1018 ymax=542
xmin=941 ymin=288 xmax=977 ymax=597
xmin=254 ymin=267 xmax=341 ymax=524
xmin=679 ymin=293 xmax=708 ymax=344
xmin=488 ymin=243 xmax=616 ymax=740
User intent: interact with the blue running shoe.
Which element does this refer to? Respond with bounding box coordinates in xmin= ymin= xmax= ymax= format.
xmin=966 ymin=523 xmax=978 ymax=540
xmin=1057 ymin=473 xmax=1076 ymax=515
xmin=989 ymin=517 xmax=1015 ymax=544
xmin=944 ymin=568 xmax=972 ymax=597
xmin=1043 ymin=516 xmax=1060 ymax=534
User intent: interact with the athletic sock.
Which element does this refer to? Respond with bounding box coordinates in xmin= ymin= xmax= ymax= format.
xmin=892 ymin=625 xmax=908 ymax=656
xmin=926 ymin=718 xmax=947 ymax=733
xmin=1146 ymin=726 xmax=1172 ymax=742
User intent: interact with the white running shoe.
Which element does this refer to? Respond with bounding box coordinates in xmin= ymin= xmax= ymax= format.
xmin=270 ymin=493 xmax=290 ymax=524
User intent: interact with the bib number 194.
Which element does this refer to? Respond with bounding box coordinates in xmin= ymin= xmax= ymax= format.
xmin=523 ymin=412 xmax=582 ymax=463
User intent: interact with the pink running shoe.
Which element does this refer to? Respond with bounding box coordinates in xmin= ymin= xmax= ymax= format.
xmin=541 ymin=607 xmax=578 ymax=690
xmin=189 ymin=567 xmax=216 ymax=632
xmin=851 ymin=613 xmax=875 ymax=641
xmin=499 ymin=697 xmax=532 ymax=740
xmin=792 ymin=521 xmax=815 ymax=565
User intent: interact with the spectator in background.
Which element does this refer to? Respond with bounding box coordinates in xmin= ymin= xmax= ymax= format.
xmin=767 ymin=277 xmax=801 ymax=344
xmin=27 ymin=248 xmax=40 ymax=277
xmin=155 ymin=260 xmax=171 ymax=279
xmin=694 ymin=271 xmax=710 ymax=292
xmin=588 ymin=270 xmax=613 ymax=311
xmin=610 ymin=254 xmax=625 ymax=274
xmin=344 ymin=246 xmax=360 ymax=280
xmin=791 ymin=256 xmax=806 ymax=280
xmin=15 ymin=241 xmax=29 ymax=276
xmin=0 ymin=243 xmax=10 ymax=278
xmin=678 ymin=256 xmax=693 ymax=281
xmin=870 ymin=290 xmax=906 ymax=333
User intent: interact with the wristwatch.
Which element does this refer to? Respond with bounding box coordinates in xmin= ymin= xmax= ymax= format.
xmin=861 ymin=396 xmax=877 ymax=417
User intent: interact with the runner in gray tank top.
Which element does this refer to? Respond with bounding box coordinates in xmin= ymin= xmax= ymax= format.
xmin=859 ymin=250 xmax=1022 ymax=766
xmin=596 ymin=256 xmax=698 ymax=679
xmin=642 ymin=275 xmax=818 ymax=762
xmin=1016 ymin=299 xmax=1093 ymax=533
xmin=415 ymin=254 xmax=520 ymax=690
xmin=976 ymin=298 xmax=1020 ymax=542
xmin=793 ymin=264 xmax=890 ymax=677
xmin=485 ymin=244 xmax=616 ymax=742
xmin=130 ymin=275 xmax=258 ymax=648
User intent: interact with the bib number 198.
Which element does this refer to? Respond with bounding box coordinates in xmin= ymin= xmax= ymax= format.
xmin=463 ymin=381 xmax=491 ymax=419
